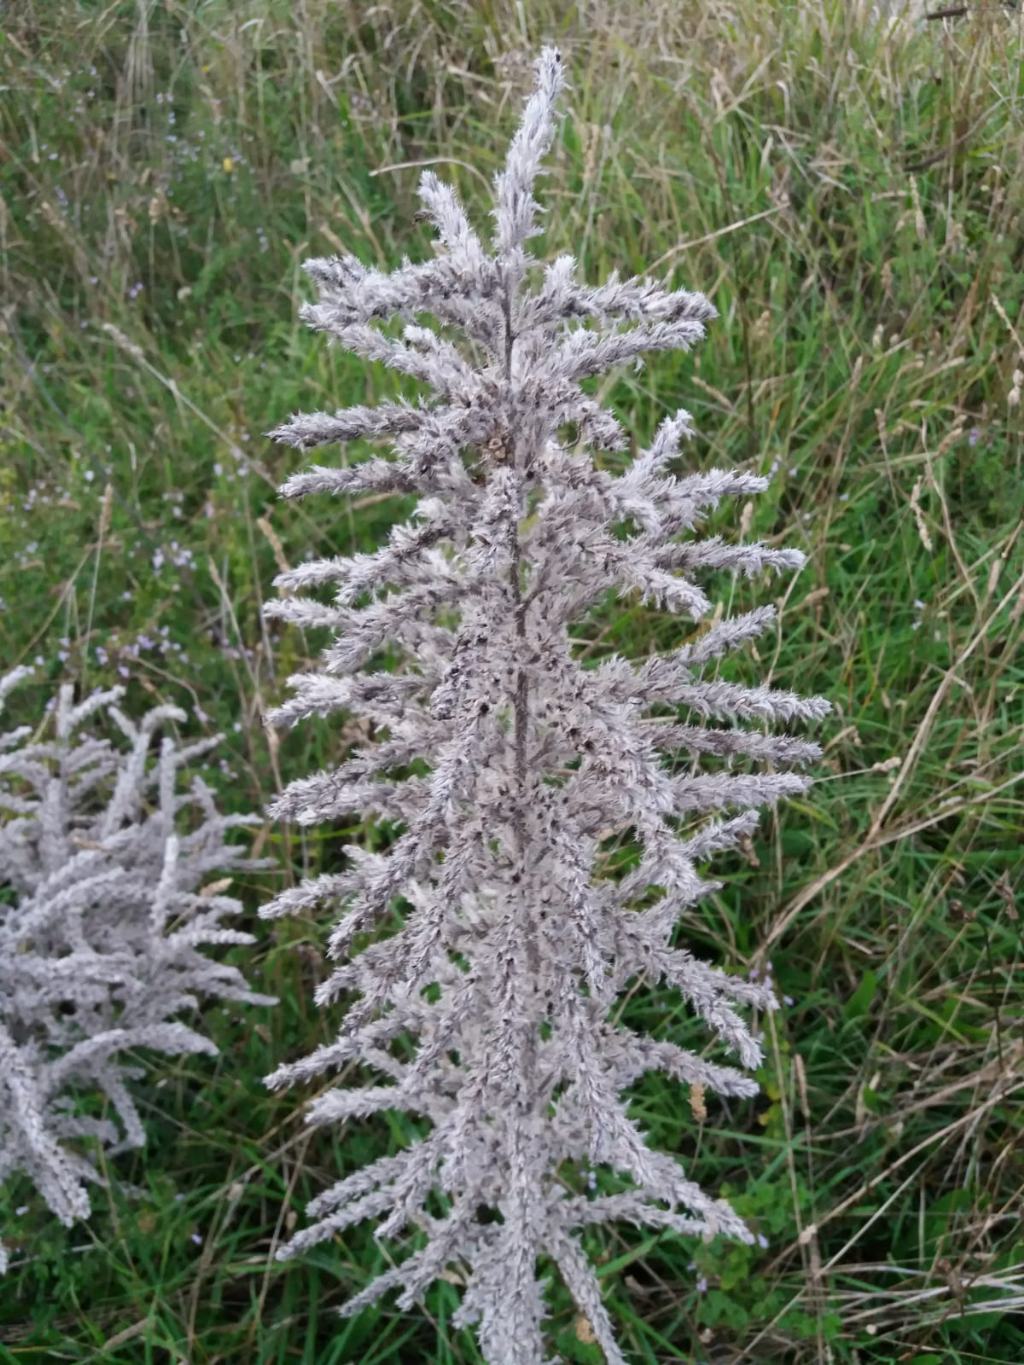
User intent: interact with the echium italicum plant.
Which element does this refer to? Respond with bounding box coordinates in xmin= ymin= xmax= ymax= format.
xmin=0 ymin=669 xmax=274 ymax=1274
xmin=261 ymin=48 xmax=830 ymax=1364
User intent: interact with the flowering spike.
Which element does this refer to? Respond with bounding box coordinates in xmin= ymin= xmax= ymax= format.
xmin=262 ymin=47 xmax=829 ymax=1361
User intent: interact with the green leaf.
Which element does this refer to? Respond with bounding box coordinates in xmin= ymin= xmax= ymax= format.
xmin=843 ymin=969 xmax=878 ymax=1021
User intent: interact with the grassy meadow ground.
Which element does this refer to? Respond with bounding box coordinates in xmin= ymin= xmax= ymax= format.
xmin=1 ymin=1 xmax=1023 ymax=1361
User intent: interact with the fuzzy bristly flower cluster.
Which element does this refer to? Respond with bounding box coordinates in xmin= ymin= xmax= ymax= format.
xmin=263 ymin=48 xmax=829 ymax=1363
xmin=0 ymin=670 xmax=274 ymax=1274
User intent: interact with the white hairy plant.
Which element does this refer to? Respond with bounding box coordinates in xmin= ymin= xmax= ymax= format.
xmin=262 ymin=48 xmax=830 ymax=1363
xmin=0 ymin=668 xmax=274 ymax=1274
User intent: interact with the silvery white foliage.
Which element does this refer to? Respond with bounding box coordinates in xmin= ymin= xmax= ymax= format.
xmin=0 ymin=669 xmax=274 ymax=1274
xmin=263 ymin=48 xmax=830 ymax=1363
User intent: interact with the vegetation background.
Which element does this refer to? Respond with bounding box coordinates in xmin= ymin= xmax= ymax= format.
xmin=1 ymin=1 xmax=1022 ymax=1361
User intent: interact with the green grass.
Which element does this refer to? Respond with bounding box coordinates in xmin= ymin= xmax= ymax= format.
xmin=1 ymin=0 xmax=1023 ymax=1360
